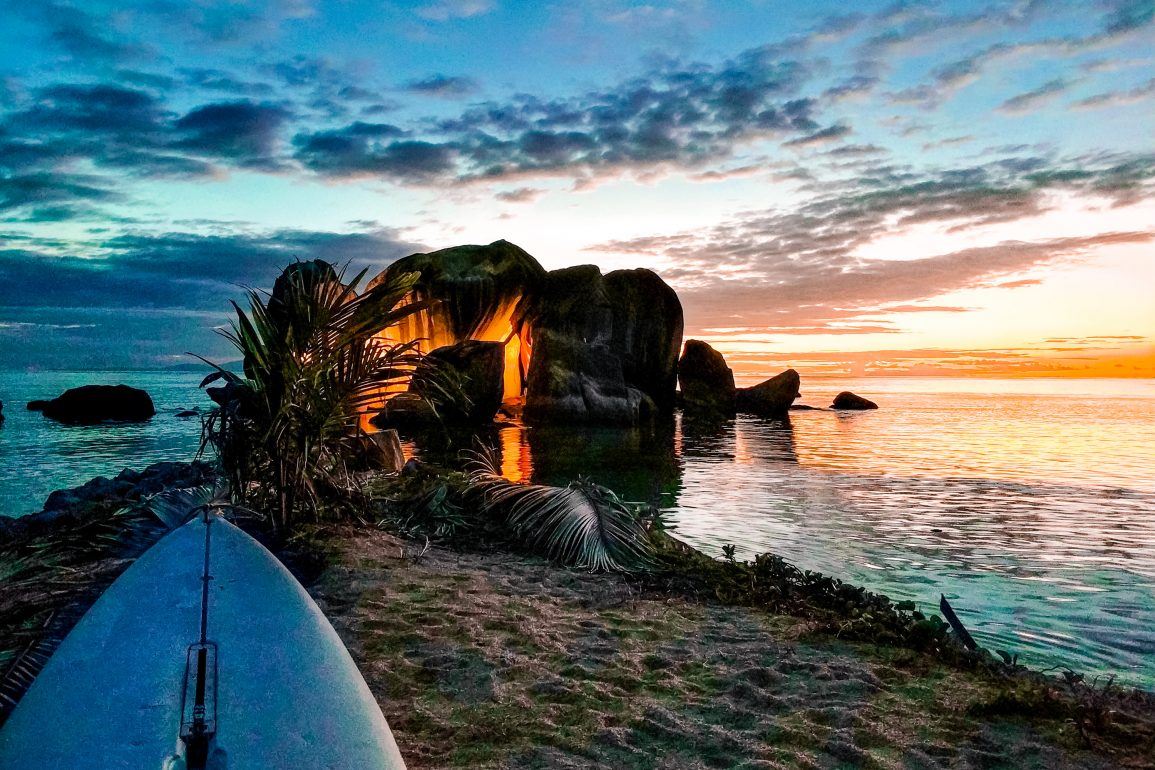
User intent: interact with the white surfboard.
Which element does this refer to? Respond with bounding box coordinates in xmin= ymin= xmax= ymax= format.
xmin=0 ymin=513 xmax=406 ymax=769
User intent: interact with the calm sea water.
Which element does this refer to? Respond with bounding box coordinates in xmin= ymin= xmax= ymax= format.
xmin=1 ymin=371 xmax=1153 ymax=687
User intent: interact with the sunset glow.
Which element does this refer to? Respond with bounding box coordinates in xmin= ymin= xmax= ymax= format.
xmin=0 ymin=1 xmax=1151 ymax=376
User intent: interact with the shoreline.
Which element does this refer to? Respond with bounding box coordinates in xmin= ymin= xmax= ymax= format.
xmin=2 ymin=466 xmax=1153 ymax=767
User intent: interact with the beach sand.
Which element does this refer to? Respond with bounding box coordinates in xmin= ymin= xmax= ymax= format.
xmin=308 ymin=527 xmax=1138 ymax=769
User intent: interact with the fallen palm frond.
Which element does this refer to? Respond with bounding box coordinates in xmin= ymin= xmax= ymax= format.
xmin=466 ymin=447 xmax=654 ymax=573
xmin=142 ymin=484 xmax=239 ymax=530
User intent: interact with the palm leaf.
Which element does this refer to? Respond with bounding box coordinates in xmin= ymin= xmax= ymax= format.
xmin=466 ymin=447 xmax=654 ymax=573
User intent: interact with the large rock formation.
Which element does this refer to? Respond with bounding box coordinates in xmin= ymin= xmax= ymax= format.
xmin=735 ymin=369 xmax=800 ymax=418
xmin=371 ymin=240 xmax=545 ymax=404
xmin=522 ymin=264 xmax=683 ymax=425
xmin=369 ymin=241 xmax=683 ymax=427
xmin=678 ymin=340 xmax=736 ymax=421
xmin=34 ymin=385 xmax=155 ymax=424
xmin=832 ymin=391 xmax=878 ymax=410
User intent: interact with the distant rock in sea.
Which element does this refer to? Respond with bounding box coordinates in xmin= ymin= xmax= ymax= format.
xmin=678 ymin=339 xmax=737 ymax=421
xmin=736 ymin=369 xmax=801 ymax=418
xmin=27 ymin=400 xmax=49 ymax=411
xmin=832 ymin=391 xmax=878 ymax=410
xmin=33 ymin=385 xmax=156 ymax=424
xmin=175 ymin=409 xmax=199 ymax=418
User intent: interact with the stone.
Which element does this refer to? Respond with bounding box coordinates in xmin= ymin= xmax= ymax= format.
xmin=175 ymin=409 xmax=199 ymax=418
xmin=2 ymin=460 xmax=215 ymax=543
xmin=350 ymin=428 xmax=405 ymax=472
xmin=523 ymin=329 xmax=650 ymax=425
xmin=735 ymin=369 xmax=800 ymax=418
xmin=37 ymin=385 xmax=155 ymax=424
xmin=678 ymin=340 xmax=736 ymax=420
xmin=414 ymin=340 xmax=505 ymax=423
xmin=27 ymin=400 xmax=49 ymax=411
xmin=605 ymin=269 xmax=684 ymax=413
xmin=369 ymin=240 xmax=684 ymax=425
xmin=832 ymin=391 xmax=878 ymax=410
xmin=523 ymin=265 xmax=675 ymax=425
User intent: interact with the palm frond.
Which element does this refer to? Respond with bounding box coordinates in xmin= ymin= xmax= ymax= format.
xmin=466 ymin=447 xmax=654 ymax=573
xmin=142 ymin=484 xmax=233 ymax=530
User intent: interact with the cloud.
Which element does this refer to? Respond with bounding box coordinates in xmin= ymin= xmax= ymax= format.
xmin=405 ymin=75 xmax=480 ymax=98
xmin=298 ymin=44 xmax=823 ymax=183
xmin=1071 ymin=77 xmax=1155 ymax=109
xmin=0 ymin=225 xmax=423 ymax=367
xmin=998 ymin=78 xmax=1074 ymax=114
xmin=588 ymin=154 xmax=1155 ymax=333
xmin=784 ymin=123 xmax=851 ymax=147
xmin=495 ymin=187 xmax=544 ymax=203
xmin=414 ymin=0 xmax=495 ymax=22
xmin=173 ymin=101 xmax=291 ymax=167
xmin=1102 ymin=0 xmax=1155 ymax=34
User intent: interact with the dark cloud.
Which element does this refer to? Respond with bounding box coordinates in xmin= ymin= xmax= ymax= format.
xmin=0 ymin=173 xmax=120 ymax=220
xmin=405 ymin=75 xmax=480 ymax=98
xmin=1102 ymin=0 xmax=1155 ymax=34
xmin=0 ymin=225 xmax=423 ymax=368
xmin=173 ymin=101 xmax=291 ymax=166
xmin=297 ymin=46 xmax=823 ymax=182
xmin=784 ymin=123 xmax=851 ymax=147
xmin=997 ymin=78 xmax=1073 ymax=114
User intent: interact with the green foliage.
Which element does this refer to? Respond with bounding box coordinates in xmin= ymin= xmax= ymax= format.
xmin=369 ymin=469 xmax=484 ymax=543
xmin=648 ymin=539 xmax=962 ymax=653
xmin=466 ymin=447 xmax=655 ymax=573
xmin=198 ymin=262 xmax=426 ymax=531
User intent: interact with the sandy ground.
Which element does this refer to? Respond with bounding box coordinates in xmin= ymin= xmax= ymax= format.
xmin=307 ymin=527 xmax=1134 ymax=770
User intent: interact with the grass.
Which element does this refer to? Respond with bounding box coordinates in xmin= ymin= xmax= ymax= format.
xmin=310 ymin=524 xmax=1155 ymax=769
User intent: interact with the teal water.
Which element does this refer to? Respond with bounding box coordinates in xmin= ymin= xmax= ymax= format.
xmin=1 ymin=372 xmax=1153 ymax=687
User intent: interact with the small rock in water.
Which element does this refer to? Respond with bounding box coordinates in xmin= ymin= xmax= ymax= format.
xmin=35 ymin=384 xmax=155 ymax=424
xmin=735 ymin=369 xmax=800 ymax=417
xmin=832 ymin=391 xmax=878 ymax=410
xmin=175 ymin=409 xmax=199 ymax=418
xmin=27 ymin=400 xmax=49 ymax=411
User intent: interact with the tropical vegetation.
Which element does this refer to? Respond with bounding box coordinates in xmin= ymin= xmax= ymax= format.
xmin=198 ymin=261 xmax=427 ymax=532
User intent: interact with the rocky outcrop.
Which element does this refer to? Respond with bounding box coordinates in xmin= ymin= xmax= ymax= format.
xmin=368 ymin=240 xmax=683 ymax=426
xmin=0 ymin=400 xmax=4 ymax=426
xmin=523 ymin=264 xmax=683 ymax=425
xmin=416 ymin=340 xmax=505 ymax=423
xmin=678 ymin=340 xmax=736 ymax=421
xmin=832 ymin=391 xmax=878 ymax=410
xmin=605 ymin=269 xmax=684 ymax=413
xmin=27 ymin=400 xmax=50 ymax=411
xmin=735 ymin=369 xmax=800 ymax=418
xmin=35 ymin=385 xmax=155 ymax=424
xmin=0 ymin=461 xmax=215 ymax=542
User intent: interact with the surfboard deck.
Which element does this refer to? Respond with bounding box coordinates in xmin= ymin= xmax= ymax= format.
xmin=0 ymin=513 xmax=406 ymax=769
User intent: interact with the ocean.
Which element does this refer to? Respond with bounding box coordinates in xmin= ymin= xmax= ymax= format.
xmin=1 ymin=371 xmax=1153 ymax=687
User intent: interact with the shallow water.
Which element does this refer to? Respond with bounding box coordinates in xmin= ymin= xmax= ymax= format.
xmin=0 ymin=371 xmax=207 ymax=516
xmin=1 ymin=372 xmax=1153 ymax=686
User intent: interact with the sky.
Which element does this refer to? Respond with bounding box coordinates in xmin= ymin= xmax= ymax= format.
xmin=0 ymin=0 xmax=1152 ymax=377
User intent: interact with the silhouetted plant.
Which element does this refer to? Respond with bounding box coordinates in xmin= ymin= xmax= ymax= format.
xmin=197 ymin=261 xmax=427 ymax=531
